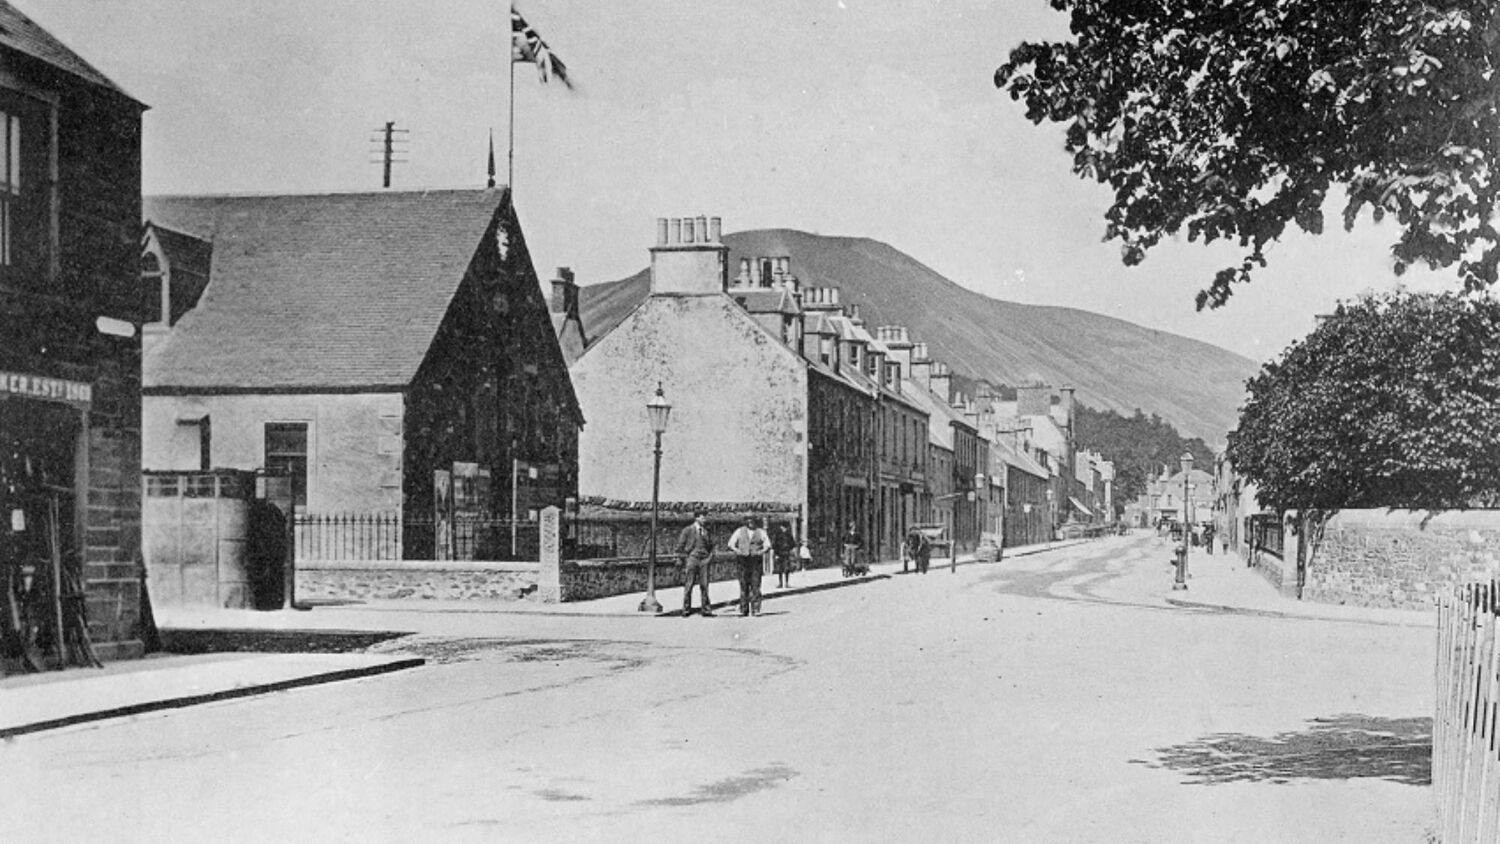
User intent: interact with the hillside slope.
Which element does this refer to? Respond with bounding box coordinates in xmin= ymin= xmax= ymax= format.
xmin=578 ymin=229 xmax=1258 ymax=446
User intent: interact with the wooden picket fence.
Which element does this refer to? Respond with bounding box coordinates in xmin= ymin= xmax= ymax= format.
xmin=1435 ymin=580 xmax=1500 ymax=842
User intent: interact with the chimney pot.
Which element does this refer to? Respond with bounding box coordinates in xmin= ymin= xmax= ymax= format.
xmin=709 ymin=216 xmax=722 ymax=242
xmin=656 ymin=218 xmax=668 ymax=246
xmin=670 ymin=218 xmax=682 ymax=244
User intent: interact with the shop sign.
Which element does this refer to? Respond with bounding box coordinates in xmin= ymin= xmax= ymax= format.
xmin=0 ymin=370 xmax=93 ymax=409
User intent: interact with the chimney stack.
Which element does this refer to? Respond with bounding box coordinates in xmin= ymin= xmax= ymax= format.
xmin=650 ymin=215 xmax=729 ymax=295
xmin=930 ymin=361 xmax=952 ymax=404
xmin=911 ymin=342 xmax=932 ymax=390
xmin=550 ymin=266 xmax=578 ymax=315
xmin=877 ymin=325 xmax=915 ymax=380
xmin=801 ymin=287 xmax=842 ymax=311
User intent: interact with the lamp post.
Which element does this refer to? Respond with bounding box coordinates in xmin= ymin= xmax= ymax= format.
xmin=640 ymin=383 xmax=672 ymax=613
xmin=1174 ymin=451 xmax=1193 ymax=590
xmin=1045 ymin=487 xmax=1055 ymax=547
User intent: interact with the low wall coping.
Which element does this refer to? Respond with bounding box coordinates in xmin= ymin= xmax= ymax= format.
xmin=299 ymin=559 xmax=541 ymax=573
xmin=1327 ymin=509 xmax=1500 ymax=532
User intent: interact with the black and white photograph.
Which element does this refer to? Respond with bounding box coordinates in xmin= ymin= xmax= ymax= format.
xmin=1 ymin=1 xmax=1496 ymax=841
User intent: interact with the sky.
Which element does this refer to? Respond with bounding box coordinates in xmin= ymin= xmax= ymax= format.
xmin=24 ymin=0 xmax=1457 ymax=364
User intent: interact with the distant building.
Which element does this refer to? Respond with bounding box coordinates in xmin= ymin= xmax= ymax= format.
xmin=548 ymin=266 xmax=589 ymax=367
xmin=1145 ymin=465 xmax=1215 ymax=526
xmin=0 ymin=3 xmax=148 ymax=665
xmin=141 ymin=189 xmax=581 ymax=562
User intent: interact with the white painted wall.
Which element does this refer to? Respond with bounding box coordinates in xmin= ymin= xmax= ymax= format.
xmin=572 ymin=294 xmax=808 ymax=507
xmin=142 ymin=392 xmax=404 ymax=512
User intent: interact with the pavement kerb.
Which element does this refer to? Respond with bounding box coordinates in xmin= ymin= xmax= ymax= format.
xmin=0 ymin=656 xmax=426 ymax=739
xmin=1161 ymin=594 xmax=1436 ymax=628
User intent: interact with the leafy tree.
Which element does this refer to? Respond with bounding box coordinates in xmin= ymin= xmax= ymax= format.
xmin=1075 ymin=405 xmax=1214 ymax=506
xmin=1227 ymin=291 xmax=1500 ymax=510
xmin=995 ymin=1 xmax=1499 ymax=308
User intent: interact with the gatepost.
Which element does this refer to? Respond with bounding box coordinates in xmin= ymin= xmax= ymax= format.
xmin=538 ymin=505 xmax=561 ymax=602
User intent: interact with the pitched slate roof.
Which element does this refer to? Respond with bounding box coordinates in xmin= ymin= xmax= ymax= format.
xmin=143 ymin=189 xmax=506 ymax=391
xmin=0 ymin=2 xmax=140 ymax=103
xmin=729 ymin=286 xmax=800 ymax=316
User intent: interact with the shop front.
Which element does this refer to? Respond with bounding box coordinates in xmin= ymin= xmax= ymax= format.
xmin=1 ymin=368 xmax=102 ymax=673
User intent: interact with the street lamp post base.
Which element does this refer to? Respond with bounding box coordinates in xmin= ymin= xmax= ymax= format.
xmin=639 ymin=593 xmax=663 ymax=614
xmin=1172 ymin=582 xmax=1188 ymax=591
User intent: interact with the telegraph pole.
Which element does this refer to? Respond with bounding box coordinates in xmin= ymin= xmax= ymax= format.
xmin=369 ymin=121 xmax=409 ymax=188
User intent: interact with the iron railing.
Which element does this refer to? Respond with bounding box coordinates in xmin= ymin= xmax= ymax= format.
xmin=1248 ymin=513 xmax=1283 ymax=560
xmin=293 ymin=512 xmax=540 ymax=562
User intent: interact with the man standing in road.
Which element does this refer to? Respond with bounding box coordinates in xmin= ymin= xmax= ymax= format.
xmin=904 ymin=526 xmax=931 ymax=575
xmin=675 ymin=510 xmax=716 ymax=617
xmin=728 ymin=515 xmax=771 ymax=616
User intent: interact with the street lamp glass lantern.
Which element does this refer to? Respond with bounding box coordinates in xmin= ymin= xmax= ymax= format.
xmin=646 ymin=383 xmax=672 ymax=435
xmin=1180 ymin=451 xmax=1194 ymax=476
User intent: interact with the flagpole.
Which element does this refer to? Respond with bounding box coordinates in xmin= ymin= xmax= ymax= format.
xmin=508 ymin=2 xmax=516 ymax=190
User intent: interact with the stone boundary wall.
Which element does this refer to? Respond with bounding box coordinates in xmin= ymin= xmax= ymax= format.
xmin=297 ymin=559 xmax=540 ymax=602
xmin=1244 ymin=545 xmax=1295 ymax=595
xmin=1304 ymin=510 xmax=1500 ymax=610
xmin=292 ymin=555 xmax=750 ymax=604
xmin=560 ymin=555 xmax=743 ymax=603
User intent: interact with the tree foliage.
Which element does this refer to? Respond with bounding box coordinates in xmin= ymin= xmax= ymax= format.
xmin=1227 ymin=291 xmax=1500 ymax=510
xmin=1075 ymin=405 xmax=1214 ymax=506
xmin=995 ymin=1 xmax=1500 ymax=308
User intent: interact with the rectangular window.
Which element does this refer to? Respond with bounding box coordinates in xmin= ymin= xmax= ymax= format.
xmin=0 ymin=112 xmax=18 ymax=265
xmin=265 ymin=423 xmax=309 ymax=507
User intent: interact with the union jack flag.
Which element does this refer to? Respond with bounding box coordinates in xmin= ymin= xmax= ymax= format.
xmin=512 ymin=6 xmax=572 ymax=89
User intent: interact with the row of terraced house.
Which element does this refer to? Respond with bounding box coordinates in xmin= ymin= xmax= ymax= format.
xmin=568 ymin=215 xmax=1115 ymax=570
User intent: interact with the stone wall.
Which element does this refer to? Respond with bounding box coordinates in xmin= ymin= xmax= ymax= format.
xmin=1303 ymin=510 xmax=1500 ymax=610
xmin=293 ymin=554 xmax=744 ymax=605
xmin=297 ymin=559 xmax=539 ymax=602
xmin=560 ymin=555 xmax=742 ymax=603
xmin=85 ymin=361 xmax=145 ymax=658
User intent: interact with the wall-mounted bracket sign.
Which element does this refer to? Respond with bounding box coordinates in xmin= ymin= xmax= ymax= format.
xmin=0 ymin=371 xmax=93 ymax=409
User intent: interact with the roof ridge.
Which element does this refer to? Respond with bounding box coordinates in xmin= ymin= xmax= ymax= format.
xmin=145 ymin=186 xmax=507 ymax=201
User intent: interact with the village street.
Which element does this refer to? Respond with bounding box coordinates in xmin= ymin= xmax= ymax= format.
xmin=2 ymin=534 xmax=1434 ymax=843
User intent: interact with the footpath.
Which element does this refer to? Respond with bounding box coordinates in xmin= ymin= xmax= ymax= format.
xmin=0 ymin=535 xmax=1433 ymax=738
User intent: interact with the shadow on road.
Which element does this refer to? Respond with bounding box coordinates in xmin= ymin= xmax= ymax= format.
xmin=636 ymin=764 xmax=798 ymax=806
xmin=1132 ymin=714 xmax=1431 ymax=786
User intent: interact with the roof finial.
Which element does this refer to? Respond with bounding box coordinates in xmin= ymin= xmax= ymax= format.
xmin=486 ymin=128 xmax=496 ymax=189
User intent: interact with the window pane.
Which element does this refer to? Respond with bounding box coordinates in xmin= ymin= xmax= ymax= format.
xmin=265 ymin=423 xmax=307 ymax=455
xmin=264 ymin=423 xmax=308 ymax=507
xmin=8 ymin=115 xmax=17 ymax=193
xmin=0 ymin=111 xmax=8 ymax=192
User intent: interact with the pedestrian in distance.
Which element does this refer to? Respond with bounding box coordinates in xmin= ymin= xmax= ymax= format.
xmin=771 ymin=522 xmax=797 ymax=589
xmin=841 ymin=521 xmax=865 ymax=577
xmin=674 ymin=510 xmax=716 ymax=617
xmin=1203 ymin=523 xmax=1216 ymax=555
xmin=728 ymin=515 xmax=771 ymax=616
xmin=797 ymin=539 xmax=813 ymax=571
xmin=904 ymin=526 xmax=931 ymax=575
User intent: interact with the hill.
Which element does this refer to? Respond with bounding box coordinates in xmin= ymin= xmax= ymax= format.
xmin=577 ymin=229 xmax=1258 ymax=446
